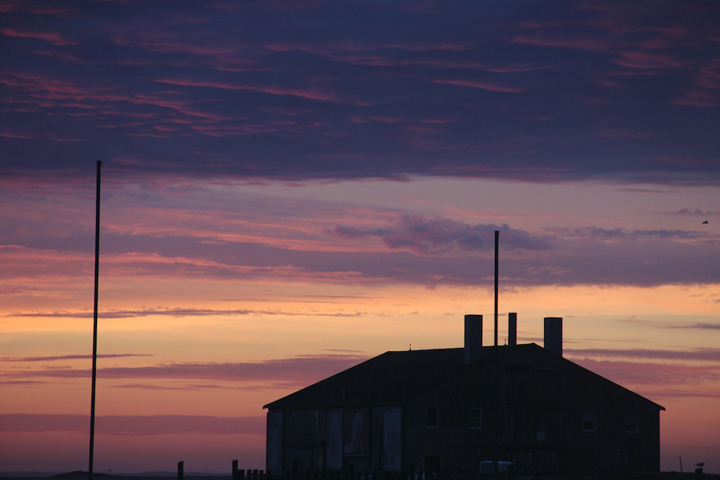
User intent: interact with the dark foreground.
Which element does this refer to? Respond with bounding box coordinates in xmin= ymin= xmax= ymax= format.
xmin=1 ymin=471 xmax=717 ymax=480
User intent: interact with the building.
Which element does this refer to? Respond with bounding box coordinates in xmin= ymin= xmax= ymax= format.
xmin=264 ymin=315 xmax=664 ymax=477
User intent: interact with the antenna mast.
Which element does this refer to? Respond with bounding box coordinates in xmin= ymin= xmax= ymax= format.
xmin=494 ymin=230 xmax=499 ymax=346
xmin=89 ymin=161 xmax=102 ymax=480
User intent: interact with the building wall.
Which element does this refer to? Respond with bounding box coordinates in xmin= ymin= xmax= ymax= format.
xmin=268 ymin=406 xmax=403 ymax=475
xmin=266 ymin=348 xmax=662 ymax=476
xmin=400 ymin=354 xmax=661 ymax=475
xmin=402 ymin=368 xmax=495 ymax=474
xmin=502 ymin=360 xmax=661 ymax=474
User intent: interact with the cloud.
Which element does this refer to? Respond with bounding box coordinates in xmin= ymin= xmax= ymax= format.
xmin=667 ymin=323 xmax=720 ymax=330
xmin=0 ymin=413 xmax=264 ymax=435
xmin=669 ymin=208 xmax=720 ymax=217
xmin=330 ymin=216 xmax=553 ymax=255
xmin=551 ymin=226 xmax=709 ymax=241
xmin=566 ymin=348 xmax=720 ymax=363
xmin=565 ymin=346 xmax=720 ymax=401
xmin=1 ymin=354 xmax=369 ymax=387
xmin=570 ymin=357 xmax=720 ymax=401
xmin=0 ymin=1 xmax=719 ymax=184
xmin=2 ymin=209 xmax=718 ymax=290
xmin=6 ymin=307 xmax=365 ymax=320
xmin=431 ymin=79 xmax=524 ymax=93
xmin=0 ymin=27 xmax=75 ymax=46
xmin=2 ymin=353 xmax=153 ymax=362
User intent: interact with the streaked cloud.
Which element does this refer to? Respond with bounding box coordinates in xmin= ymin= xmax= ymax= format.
xmin=1 ymin=354 xmax=369 ymax=387
xmin=2 ymin=353 xmax=153 ymax=362
xmin=667 ymin=323 xmax=720 ymax=330
xmin=573 ymin=357 xmax=720 ymax=390
xmin=6 ymin=307 xmax=365 ymax=319
xmin=566 ymin=348 xmax=720 ymax=363
xmin=0 ymin=413 xmax=264 ymax=435
xmin=330 ymin=217 xmax=552 ymax=254
xmin=0 ymin=0 xmax=718 ymax=184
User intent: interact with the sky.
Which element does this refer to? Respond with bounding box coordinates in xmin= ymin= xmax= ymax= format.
xmin=1 ymin=0 xmax=719 ymax=474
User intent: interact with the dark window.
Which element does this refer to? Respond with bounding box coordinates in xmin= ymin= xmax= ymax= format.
xmin=582 ymin=410 xmax=596 ymax=432
xmin=626 ymin=411 xmax=639 ymax=433
xmin=426 ymin=407 xmax=439 ymax=428
xmin=469 ymin=408 xmax=482 ymax=429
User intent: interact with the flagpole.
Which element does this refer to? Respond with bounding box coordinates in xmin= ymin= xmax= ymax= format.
xmin=89 ymin=161 xmax=102 ymax=480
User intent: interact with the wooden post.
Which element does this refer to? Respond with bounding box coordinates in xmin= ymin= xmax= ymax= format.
xmin=178 ymin=461 xmax=184 ymax=480
xmin=233 ymin=460 xmax=240 ymax=480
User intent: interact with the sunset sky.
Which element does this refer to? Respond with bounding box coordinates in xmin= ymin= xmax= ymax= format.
xmin=1 ymin=0 xmax=719 ymax=474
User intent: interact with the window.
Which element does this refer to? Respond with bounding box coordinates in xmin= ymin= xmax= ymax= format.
xmin=625 ymin=411 xmax=639 ymax=433
xmin=469 ymin=408 xmax=482 ymax=429
xmin=426 ymin=407 xmax=439 ymax=428
xmin=582 ymin=410 xmax=596 ymax=432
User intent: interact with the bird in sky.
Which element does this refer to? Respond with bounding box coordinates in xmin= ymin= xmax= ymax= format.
xmin=702 ymin=220 xmax=709 ymax=224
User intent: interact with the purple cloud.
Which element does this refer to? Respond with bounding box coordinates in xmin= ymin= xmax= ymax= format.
xmin=0 ymin=1 xmax=718 ymax=184
xmin=667 ymin=323 xmax=720 ymax=330
xmin=571 ymin=357 xmax=720 ymax=390
xmin=2 ymin=353 xmax=153 ymax=362
xmin=669 ymin=208 xmax=719 ymax=217
xmin=1 ymin=354 xmax=369 ymax=388
xmin=566 ymin=348 xmax=720 ymax=363
xmin=331 ymin=216 xmax=553 ymax=255
xmin=6 ymin=307 xmax=365 ymax=320
xmin=0 ymin=413 xmax=264 ymax=435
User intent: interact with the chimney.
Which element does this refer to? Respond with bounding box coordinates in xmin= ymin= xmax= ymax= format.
xmin=508 ymin=312 xmax=517 ymax=346
xmin=464 ymin=314 xmax=483 ymax=364
xmin=544 ymin=317 xmax=563 ymax=356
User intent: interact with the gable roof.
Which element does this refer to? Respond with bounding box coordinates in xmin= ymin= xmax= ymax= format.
xmin=264 ymin=347 xmax=466 ymax=409
xmin=263 ymin=343 xmax=664 ymax=411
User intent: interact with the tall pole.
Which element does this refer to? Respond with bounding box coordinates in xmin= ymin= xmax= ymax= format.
xmin=493 ymin=230 xmax=499 ymax=480
xmin=494 ymin=230 xmax=499 ymax=347
xmin=89 ymin=161 xmax=102 ymax=480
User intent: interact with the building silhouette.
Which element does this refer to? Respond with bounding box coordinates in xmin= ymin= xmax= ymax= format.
xmin=264 ymin=315 xmax=664 ymax=477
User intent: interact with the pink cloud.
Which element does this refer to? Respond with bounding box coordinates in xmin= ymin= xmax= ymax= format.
xmin=673 ymin=88 xmax=720 ymax=108
xmin=330 ymin=216 xmax=552 ymax=255
xmin=0 ymin=28 xmax=75 ymax=46
xmin=112 ymin=32 xmax=236 ymax=58
xmin=1 ymin=354 xmax=369 ymax=387
xmin=431 ymin=79 xmax=524 ymax=93
xmin=1 ymin=72 xmax=231 ymax=124
xmin=511 ymin=34 xmax=610 ymax=52
xmin=156 ymin=78 xmax=340 ymax=102
xmin=0 ymin=131 xmax=36 ymax=139
xmin=591 ymin=128 xmax=658 ymax=139
xmin=613 ymin=51 xmax=688 ymax=69
xmin=0 ymin=1 xmax=72 ymax=16
xmin=571 ymin=357 xmax=720 ymax=391
xmin=0 ymin=413 xmax=265 ymax=435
